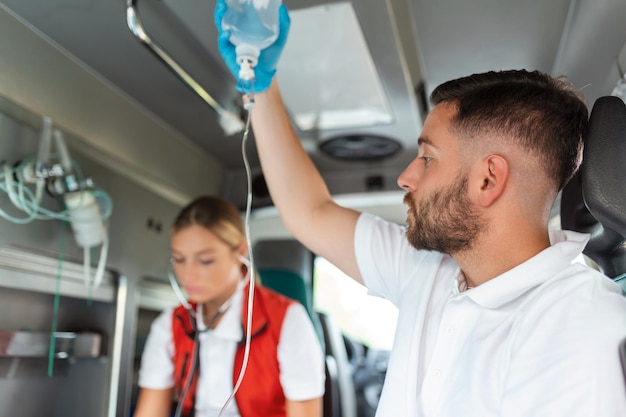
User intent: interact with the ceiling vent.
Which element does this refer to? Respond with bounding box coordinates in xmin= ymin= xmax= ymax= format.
xmin=319 ymin=135 xmax=402 ymax=161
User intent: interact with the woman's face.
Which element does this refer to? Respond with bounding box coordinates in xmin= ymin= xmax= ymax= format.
xmin=170 ymin=224 xmax=243 ymax=305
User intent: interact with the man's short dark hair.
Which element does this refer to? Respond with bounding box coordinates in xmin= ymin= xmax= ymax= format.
xmin=431 ymin=69 xmax=588 ymax=190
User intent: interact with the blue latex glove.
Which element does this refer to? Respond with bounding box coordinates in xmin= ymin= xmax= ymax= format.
xmin=215 ymin=0 xmax=290 ymax=93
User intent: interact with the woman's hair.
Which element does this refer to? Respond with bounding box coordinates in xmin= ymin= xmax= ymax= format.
xmin=171 ymin=195 xmax=245 ymax=250
xmin=431 ymin=69 xmax=588 ymax=191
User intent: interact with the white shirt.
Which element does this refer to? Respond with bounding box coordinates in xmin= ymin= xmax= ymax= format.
xmin=138 ymin=286 xmax=325 ymax=417
xmin=355 ymin=212 xmax=626 ymax=417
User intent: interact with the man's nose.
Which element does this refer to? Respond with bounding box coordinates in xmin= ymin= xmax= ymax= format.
xmin=397 ymin=158 xmax=420 ymax=192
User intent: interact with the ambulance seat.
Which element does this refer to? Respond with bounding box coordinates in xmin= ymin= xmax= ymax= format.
xmin=253 ymin=239 xmax=324 ymax=346
xmin=254 ymin=239 xmax=353 ymax=417
xmin=560 ymin=95 xmax=626 ymax=383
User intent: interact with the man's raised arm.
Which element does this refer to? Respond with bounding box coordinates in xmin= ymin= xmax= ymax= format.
xmin=252 ymin=80 xmax=362 ymax=283
xmin=215 ymin=1 xmax=363 ymax=283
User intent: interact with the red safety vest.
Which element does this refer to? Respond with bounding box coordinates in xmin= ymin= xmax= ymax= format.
xmin=172 ymin=283 xmax=295 ymax=417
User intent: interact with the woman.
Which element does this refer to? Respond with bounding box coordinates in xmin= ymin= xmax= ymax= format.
xmin=134 ymin=196 xmax=325 ymax=417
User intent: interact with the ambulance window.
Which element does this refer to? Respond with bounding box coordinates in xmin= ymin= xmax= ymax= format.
xmin=313 ymin=257 xmax=398 ymax=350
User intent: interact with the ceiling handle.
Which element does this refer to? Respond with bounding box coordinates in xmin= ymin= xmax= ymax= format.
xmin=126 ymin=0 xmax=244 ymax=135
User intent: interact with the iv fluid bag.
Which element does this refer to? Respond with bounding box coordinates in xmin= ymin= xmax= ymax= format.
xmin=222 ymin=0 xmax=282 ymax=67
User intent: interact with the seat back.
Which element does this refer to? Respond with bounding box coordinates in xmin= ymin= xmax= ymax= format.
xmin=253 ymin=239 xmax=324 ymax=347
xmin=561 ymin=95 xmax=626 ymax=384
xmin=561 ymin=96 xmax=626 ymax=278
xmin=581 ymin=96 xmax=626 ymax=240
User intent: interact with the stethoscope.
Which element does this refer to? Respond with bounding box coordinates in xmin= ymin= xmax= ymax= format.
xmin=168 ymin=254 xmax=254 ymax=417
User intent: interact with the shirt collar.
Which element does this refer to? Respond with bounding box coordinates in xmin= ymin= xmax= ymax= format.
xmin=454 ymin=230 xmax=590 ymax=308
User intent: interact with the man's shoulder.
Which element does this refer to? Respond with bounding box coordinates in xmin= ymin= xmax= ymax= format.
xmin=522 ymin=264 xmax=626 ymax=328
xmin=550 ymin=263 xmax=624 ymax=302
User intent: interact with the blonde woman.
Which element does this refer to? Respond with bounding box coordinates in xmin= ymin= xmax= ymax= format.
xmin=134 ymin=196 xmax=325 ymax=417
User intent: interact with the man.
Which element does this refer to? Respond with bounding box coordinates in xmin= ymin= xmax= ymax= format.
xmin=215 ymin=2 xmax=626 ymax=416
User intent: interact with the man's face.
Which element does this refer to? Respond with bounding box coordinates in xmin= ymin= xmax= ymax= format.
xmin=399 ymin=103 xmax=486 ymax=255
xmin=404 ymin=171 xmax=485 ymax=254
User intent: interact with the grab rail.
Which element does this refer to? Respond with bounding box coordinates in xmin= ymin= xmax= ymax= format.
xmin=126 ymin=0 xmax=244 ymax=135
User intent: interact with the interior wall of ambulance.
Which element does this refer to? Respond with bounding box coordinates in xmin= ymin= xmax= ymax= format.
xmin=0 ymin=8 xmax=224 ymax=417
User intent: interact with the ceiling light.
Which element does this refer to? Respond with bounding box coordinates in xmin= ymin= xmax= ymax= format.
xmin=277 ymin=2 xmax=394 ymax=132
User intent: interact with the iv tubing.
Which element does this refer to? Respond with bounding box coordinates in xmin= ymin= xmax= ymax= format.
xmin=169 ymin=104 xmax=257 ymax=417
xmin=1 ymin=164 xmax=36 ymax=223
xmin=1 ymin=157 xmax=112 ymax=222
xmin=0 ymin=134 xmax=112 ymax=295
xmin=218 ymin=94 xmax=256 ymax=417
xmin=48 ymin=220 xmax=67 ymax=377
xmin=84 ymin=237 xmax=109 ymax=290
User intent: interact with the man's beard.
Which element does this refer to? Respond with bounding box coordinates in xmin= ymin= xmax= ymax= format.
xmin=404 ymin=174 xmax=486 ymax=255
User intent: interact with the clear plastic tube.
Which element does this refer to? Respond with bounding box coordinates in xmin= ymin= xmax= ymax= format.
xmin=1 ymin=160 xmax=112 ymax=224
xmin=82 ymin=238 xmax=109 ymax=290
xmin=218 ymin=97 xmax=256 ymax=417
xmin=36 ymin=116 xmax=54 ymax=175
xmin=53 ymin=129 xmax=72 ymax=172
xmin=34 ymin=116 xmax=54 ymax=206
xmin=1 ymin=124 xmax=114 ymax=313
xmin=0 ymin=164 xmax=37 ymax=224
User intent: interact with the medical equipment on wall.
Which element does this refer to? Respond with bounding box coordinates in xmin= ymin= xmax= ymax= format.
xmin=0 ymin=115 xmax=113 ymax=290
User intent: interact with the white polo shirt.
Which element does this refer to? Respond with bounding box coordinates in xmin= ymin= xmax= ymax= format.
xmin=138 ymin=286 xmax=325 ymax=417
xmin=355 ymin=212 xmax=626 ymax=417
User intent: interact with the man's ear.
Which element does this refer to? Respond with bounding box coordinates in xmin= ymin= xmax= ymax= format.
xmin=476 ymin=154 xmax=509 ymax=207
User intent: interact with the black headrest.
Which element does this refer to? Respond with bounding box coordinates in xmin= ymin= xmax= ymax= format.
xmin=582 ymin=96 xmax=626 ymax=238
xmin=561 ymin=96 xmax=626 ymax=277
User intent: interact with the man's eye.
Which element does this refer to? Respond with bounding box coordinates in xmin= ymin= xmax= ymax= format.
xmin=199 ymin=259 xmax=215 ymax=266
xmin=170 ymin=257 xmax=184 ymax=265
xmin=421 ymin=156 xmax=433 ymax=165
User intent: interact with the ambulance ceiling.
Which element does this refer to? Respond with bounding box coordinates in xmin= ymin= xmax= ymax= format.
xmin=1 ymin=0 xmax=625 ymax=185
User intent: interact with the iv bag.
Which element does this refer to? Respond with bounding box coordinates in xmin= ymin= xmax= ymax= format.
xmin=222 ymin=0 xmax=282 ymax=77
